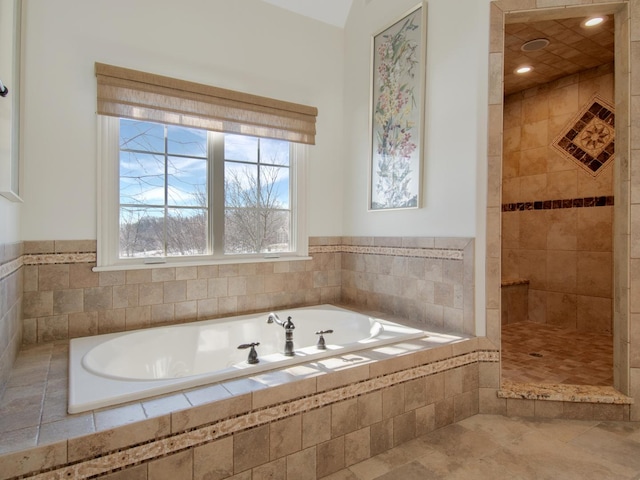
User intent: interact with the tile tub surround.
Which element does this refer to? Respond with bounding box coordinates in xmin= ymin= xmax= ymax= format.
xmin=0 ymin=241 xmax=23 ymax=396
xmin=0 ymin=322 xmax=497 ymax=479
xmin=501 ymin=64 xmax=615 ymax=334
xmin=20 ymin=236 xmax=475 ymax=346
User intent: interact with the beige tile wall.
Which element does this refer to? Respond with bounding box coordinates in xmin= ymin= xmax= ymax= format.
xmin=0 ymin=242 xmax=23 ymax=395
xmin=20 ymin=236 xmax=475 ymax=345
xmin=93 ymin=365 xmax=480 ymax=480
xmin=21 ymin=239 xmax=342 ymax=344
xmin=502 ymin=66 xmax=615 ymax=333
xmin=489 ymin=0 xmax=639 ymax=418
xmin=340 ymin=237 xmax=475 ymax=335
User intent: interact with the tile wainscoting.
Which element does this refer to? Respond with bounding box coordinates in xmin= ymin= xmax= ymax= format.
xmin=0 ymin=242 xmax=23 ymax=396
xmin=0 ymin=326 xmax=497 ymax=479
xmin=20 ymin=236 xmax=475 ymax=348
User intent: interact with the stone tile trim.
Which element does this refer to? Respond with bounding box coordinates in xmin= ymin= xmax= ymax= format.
xmin=0 ymin=257 xmax=22 ymax=282
xmin=18 ymin=350 xmax=498 ymax=480
xmin=499 ymin=381 xmax=633 ymax=405
xmin=22 ymin=253 xmax=97 ymax=266
xmin=309 ymin=244 xmax=464 ymax=260
xmin=501 ymin=196 xmax=614 ymax=212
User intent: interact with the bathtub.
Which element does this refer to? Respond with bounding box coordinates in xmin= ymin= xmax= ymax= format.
xmin=68 ymin=305 xmax=426 ymax=413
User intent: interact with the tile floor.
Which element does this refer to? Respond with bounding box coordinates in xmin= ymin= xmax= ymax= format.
xmin=326 ymin=414 xmax=640 ymax=480
xmin=501 ymin=321 xmax=613 ymax=386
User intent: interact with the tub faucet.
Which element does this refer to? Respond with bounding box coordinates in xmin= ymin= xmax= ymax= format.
xmin=267 ymin=313 xmax=295 ymax=356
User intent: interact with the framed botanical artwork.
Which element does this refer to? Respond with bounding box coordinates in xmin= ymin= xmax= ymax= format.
xmin=369 ymin=3 xmax=426 ymax=211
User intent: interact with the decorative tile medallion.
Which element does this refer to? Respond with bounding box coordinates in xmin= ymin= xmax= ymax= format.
xmin=551 ymin=95 xmax=615 ymax=176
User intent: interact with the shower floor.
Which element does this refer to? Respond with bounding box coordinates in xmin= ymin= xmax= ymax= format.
xmin=501 ymin=321 xmax=613 ymax=386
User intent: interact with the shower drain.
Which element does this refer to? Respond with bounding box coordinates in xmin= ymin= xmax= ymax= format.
xmin=529 ymin=352 xmax=543 ymax=358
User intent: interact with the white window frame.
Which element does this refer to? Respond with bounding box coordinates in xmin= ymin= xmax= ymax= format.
xmin=96 ymin=116 xmax=308 ymax=271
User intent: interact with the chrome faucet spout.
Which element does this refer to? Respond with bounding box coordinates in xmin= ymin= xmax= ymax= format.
xmin=266 ymin=312 xmax=295 ymax=356
xmin=267 ymin=312 xmax=282 ymax=325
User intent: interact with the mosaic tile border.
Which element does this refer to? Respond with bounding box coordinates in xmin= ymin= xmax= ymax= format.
xmin=501 ymin=196 xmax=614 ymax=212
xmin=0 ymin=257 xmax=22 ymax=282
xmin=22 ymin=253 xmax=97 ymax=266
xmin=20 ymin=350 xmax=498 ymax=480
xmin=309 ymin=245 xmax=464 ymax=260
xmin=498 ymin=381 xmax=633 ymax=405
xmin=18 ymin=245 xmax=464 ymax=267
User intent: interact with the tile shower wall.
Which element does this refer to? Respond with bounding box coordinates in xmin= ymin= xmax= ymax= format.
xmin=501 ymin=64 xmax=614 ymax=334
xmin=20 ymin=236 xmax=474 ymax=344
xmin=0 ymin=242 xmax=23 ymax=394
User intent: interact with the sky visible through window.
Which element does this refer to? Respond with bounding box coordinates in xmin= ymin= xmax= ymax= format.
xmin=118 ymin=119 xmax=291 ymax=257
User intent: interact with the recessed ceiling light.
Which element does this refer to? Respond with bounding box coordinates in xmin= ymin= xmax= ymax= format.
xmin=583 ymin=16 xmax=606 ymax=27
xmin=521 ymin=38 xmax=549 ymax=52
xmin=515 ymin=65 xmax=533 ymax=74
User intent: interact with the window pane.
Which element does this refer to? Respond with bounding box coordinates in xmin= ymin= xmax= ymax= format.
xmin=167 ymin=156 xmax=207 ymax=207
xmin=224 ymin=208 xmax=259 ymax=254
xmin=260 ymin=138 xmax=289 ymax=166
xmin=166 ymin=208 xmax=207 ymax=256
xmin=119 ymin=152 xmax=165 ymax=205
xmin=224 ymin=134 xmax=258 ymax=162
xmin=260 ymin=209 xmax=291 ymax=253
xmin=119 ymin=207 xmax=165 ymax=258
xmin=224 ymin=208 xmax=290 ymax=254
xmin=260 ymin=165 xmax=289 ymax=209
xmin=225 ymin=162 xmax=258 ymax=208
xmin=167 ymin=126 xmax=207 ymax=157
xmin=120 ymin=119 xmax=165 ymax=152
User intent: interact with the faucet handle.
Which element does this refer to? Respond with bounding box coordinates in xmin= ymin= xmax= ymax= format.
xmin=315 ymin=329 xmax=333 ymax=350
xmin=238 ymin=342 xmax=260 ymax=364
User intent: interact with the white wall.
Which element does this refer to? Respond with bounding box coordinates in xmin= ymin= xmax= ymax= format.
xmin=20 ymin=0 xmax=345 ymax=240
xmin=0 ymin=0 xmax=21 ymax=245
xmin=342 ymin=0 xmax=489 ymax=238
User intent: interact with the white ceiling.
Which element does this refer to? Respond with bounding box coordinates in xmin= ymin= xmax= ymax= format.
xmin=261 ymin=0 xmax=353 ymax=28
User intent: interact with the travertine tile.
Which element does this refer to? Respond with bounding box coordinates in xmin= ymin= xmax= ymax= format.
xmin=138 ymin=283 xmax=163 ymax=306
xmin=316 ymin=436 xmax=345 ymax=478
xmin=269 ymin=415 xmax=301 ymax=460
xmin=393 ymin=411 xmax=416 ymax=447
xmin=69 ymin=264 xmax=99 ymax=289
xmin=357 ymin=391 xmax=382 ymax=428
xmin=38 ymin=264 xmax=70 ymax=291
xmin=302 ymin=406 xmax=331 ymax=448
xmin=369 ymin=418 xmax=393 ymax=457
xmin=173 ymin=392 xmax=250 ymax=432
xmin=148 ymin=450 xmax=192 ymax=480
xmin=345 ymin=427 xmax=370 ymax=467
xmin=332 ymin=399 xmax=358 ymax=438
xmin=194 ymin=436 xmax=233 ymax=480
xmin=99 ymin=464 xmax=147 ymax=480
xmin=252 ymin=458 xmax=285 ymax=480
xmin=286 ymin=446 xmax=316 ymax=480
xmin=382 ymin=384 xmax=404 ymax=419
xmin=84 ymin=286 xmax=113 ymax=311
xmin=233 ymin=424 xmax=269 ymax=473
xmin=67 ymin=416 xmax=170 ymax=463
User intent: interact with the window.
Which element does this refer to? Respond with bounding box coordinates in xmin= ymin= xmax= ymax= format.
xmin=97 ymin=117 xmax=308 ymax=269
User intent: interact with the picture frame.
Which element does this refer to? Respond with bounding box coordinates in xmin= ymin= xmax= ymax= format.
xmin=0 ymin=0 xmax=23 ymax=202
xmin=369 ymin=2 xmax=426 ymax=211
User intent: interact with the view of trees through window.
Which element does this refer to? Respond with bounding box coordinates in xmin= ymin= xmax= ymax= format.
xmin=118 ymin=119 xmax=291 ymax=258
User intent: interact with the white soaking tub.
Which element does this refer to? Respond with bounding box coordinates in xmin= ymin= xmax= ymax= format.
xmin=68 ymin=304 xmax=426 ymax=413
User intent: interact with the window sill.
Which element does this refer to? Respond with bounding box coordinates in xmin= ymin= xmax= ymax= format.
xmin=92 ymin=255 xmax=312 ymax=272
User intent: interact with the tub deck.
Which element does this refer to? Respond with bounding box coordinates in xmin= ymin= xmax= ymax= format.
xmin=0 ymin=307 xmax=494 ymax=480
